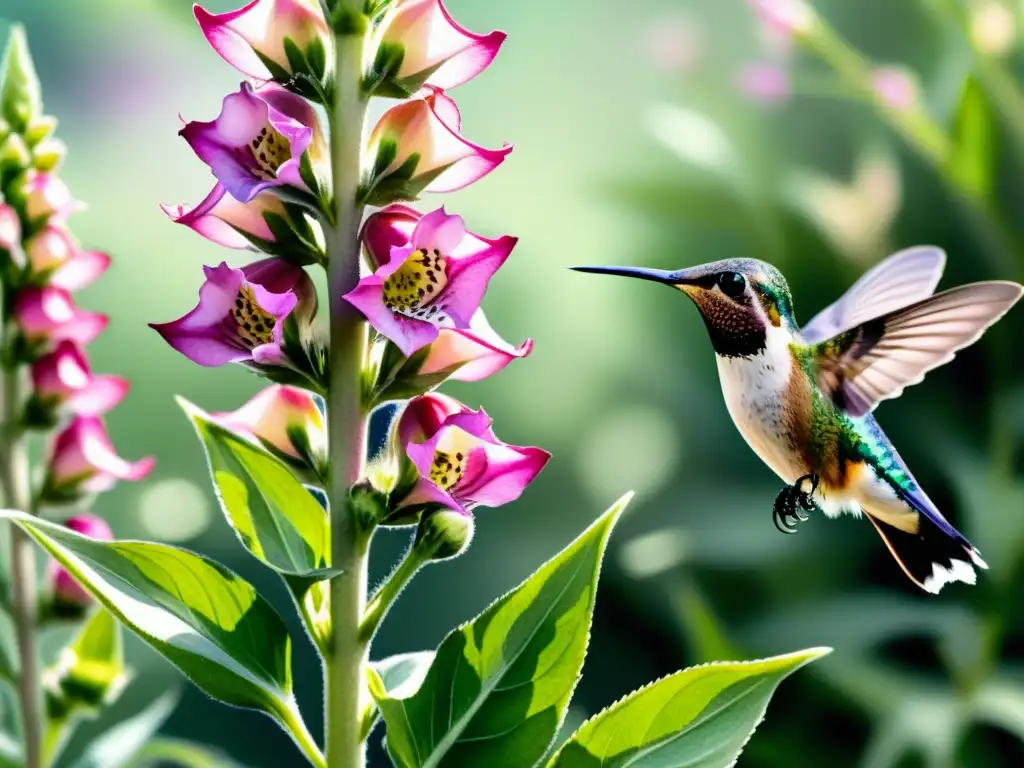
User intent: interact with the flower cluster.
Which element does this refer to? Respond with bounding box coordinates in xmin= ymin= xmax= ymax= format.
xmin=156 ymin=0 xmax=547 ymax=558
xmin=0 ymin=41 xmax=152 ymax=611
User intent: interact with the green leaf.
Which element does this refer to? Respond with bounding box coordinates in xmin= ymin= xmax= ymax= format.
xmin=128 ymin=737 xmax=248 ymax=768
xmin=547 ymin=647 xmax=831 ymax=767
xmin=180 ymin=398 xmax=332 ymax=580
xmin=369 ymin=493 xmax=633 ymax=768
xmin=372 ymin=651 xmax=435 ymax=699
xmin=68 ymin=689 xmax=181 ymax=768
xmin=0 ymin=510 xmax=323 ymax=767
xmin=363 ymin=652 xmax=437 ymax=740
xmin=0 ymin=26 xmax=42 ymax=134
xmin=0 ymin=729 xmax=20 ymax=768
xmin=946 ymin=75 xmax=995 ymax=199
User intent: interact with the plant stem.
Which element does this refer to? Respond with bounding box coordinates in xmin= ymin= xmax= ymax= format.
xmin=359 ymin=545 xmax=426 ymax=644
xmin=1 ymin=366 xmax=42 ymax=768
xmin=324 ymin=7 xmax=370 ymax=768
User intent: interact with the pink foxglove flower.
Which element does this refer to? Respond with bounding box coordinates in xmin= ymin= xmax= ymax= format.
xmin=373 ymin=0 xmax=506 ymax=93
xmin=25 ymin=224 xmax=110 ymax=290
xmin=46 ymin=417 xmax=155 ymax=495
xmin=31 ymin=341 xmax=129 ymax=416
xmin=150 ymin=258 xmax=316 ymax=367
xmin=392 ymin=393 xmax=549 ymax=515
xmin=194 ymin=0 xmax=329 ymax=81
xmin=180 ymin=82 xmax=326 ymax=203
xmin=213 ymin=384 xmax=326 ymax=465
xmin=20 ymin=170 xmax=77 ymax=223
xmin=48 ymin=515 xmax=113 ymax=606
xmin=366 ymin=88 xmax=511 ymax=201
xmin=162 ymin=182 xmax=287 ymax=250
xmin=345 ymin=207 xmax=515 ymax=357
xmin=747 ymin=0 xmax=814 ymax=38
xmin=419 ymin=310 xmax=532 ymax=382
xmin=14 ymin=287 xmax=108 ymax=345
xmin=0 ymin=203 xmax=24 ymax=269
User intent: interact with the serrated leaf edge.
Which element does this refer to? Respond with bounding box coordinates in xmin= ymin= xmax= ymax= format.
xmin=545 ymin=646 xmax=832 ymax=767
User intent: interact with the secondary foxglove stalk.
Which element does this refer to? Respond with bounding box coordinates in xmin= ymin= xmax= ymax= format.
xmin=0 ymin=26 xmax=149 ymax=768
xmin=363 ymin=88 xmax=511 ymax=204
xmin=368 ymin=0 xmax=506 ymax=96
xmin=344 ymin=207 xmax=515 ymax=356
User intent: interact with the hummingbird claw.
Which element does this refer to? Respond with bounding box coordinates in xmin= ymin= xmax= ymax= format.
xmin=772 ymin=474 xmax=820 ymax=534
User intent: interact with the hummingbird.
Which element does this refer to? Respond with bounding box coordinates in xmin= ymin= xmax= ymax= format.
xmin=572 ymin=248 xmax=1023 ymax=593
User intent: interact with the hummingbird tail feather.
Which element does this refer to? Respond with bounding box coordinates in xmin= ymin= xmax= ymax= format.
xmin=865 ymin=510 xmax=985 ymax=594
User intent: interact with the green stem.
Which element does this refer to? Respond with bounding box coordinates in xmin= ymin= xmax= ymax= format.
xmin=803 ymin=18 xmax=1020 ymax=277
xmin=359 ymin=545 xmax=427 ymax=644
xmin=1 ymin=366 xmax=42 ymax=768
xmin=279 ymin=700 xmax=327 ymax=768
xmin=324 ymin=8 xmax=371 ymax=768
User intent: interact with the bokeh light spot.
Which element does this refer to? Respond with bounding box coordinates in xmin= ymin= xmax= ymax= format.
xmin=139 ymin=477 xmax=211 ymax=542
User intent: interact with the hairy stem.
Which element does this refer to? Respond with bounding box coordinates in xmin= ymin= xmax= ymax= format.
xmin=1 ymin=366 xmax=42 ymax=768
xmin=324 ymin=8 xmax=371 ymax=768
xmin=359 ymin=544 xmax=426 ymax=644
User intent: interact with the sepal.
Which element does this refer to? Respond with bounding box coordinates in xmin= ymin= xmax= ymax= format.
xmin=412 ymin=507 xmax=473 ymax=561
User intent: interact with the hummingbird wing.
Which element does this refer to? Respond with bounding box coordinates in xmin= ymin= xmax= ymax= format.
xmin=808 ymin=281 xmax=1023 ymax=416
xmin=800 ymin=246 xmax=946 ymax=344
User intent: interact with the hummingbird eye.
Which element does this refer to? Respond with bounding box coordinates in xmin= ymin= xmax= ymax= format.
xmin=717 ymin=271 xmax=747 ymax=298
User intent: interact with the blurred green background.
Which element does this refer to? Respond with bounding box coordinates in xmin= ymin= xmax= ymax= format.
xmin=3 ymin=0 xmax=1024 ymax=765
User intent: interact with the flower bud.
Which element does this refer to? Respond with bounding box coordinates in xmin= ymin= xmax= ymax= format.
xmin=369 ymin=0 xmax=506 ymax=96
xmin=0 ymin=26 xmax=43 ymax=134
xmin=0 ymin=131 xmax=30 ymax=175
xmin=194 ymin=0 xmax=331 ymax=84
xmin=32 ymin=137 xmax=66 ymax=172
xmin=213 ymin=384 xmax=326 ymax=470
xmin=364 ymin=88 xmax=511 ymax=205
xmin=413 ymin=507 xmax=474 ymax=561
xmin=48 ymin=515 xmax=113 ymax=608
xmin=25 ymin=114 xmax=57 ymax=145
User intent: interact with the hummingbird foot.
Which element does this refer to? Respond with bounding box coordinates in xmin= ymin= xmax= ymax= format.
xmin=772 ymin=474 xmax=820 ymax=534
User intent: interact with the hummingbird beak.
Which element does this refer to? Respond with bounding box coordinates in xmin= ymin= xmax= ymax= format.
xmin=569 ymin=265 xmax=694 ymax=286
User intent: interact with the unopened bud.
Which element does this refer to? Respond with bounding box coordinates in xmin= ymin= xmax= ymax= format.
xmin=32 ymin=137 xmax=66 ymax=172
xmin=348 ymin=480 xmax=388 ymax=533
xmin=0 ymin=131 xmax=30 ymax=174
xmin=25 ymin=114 xmax=57 ymax=145
xmin=413 ymin=508 xmax=474 ymax=561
